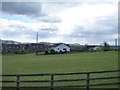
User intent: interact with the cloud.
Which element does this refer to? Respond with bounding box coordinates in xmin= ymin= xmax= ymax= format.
xmin=38 ymin=15 xmax=62 ymax=23
xmin=41 ymin=24 xmax=58 ymax=31
xmin=1 ymin=23 xmax=36 ymax=39
xmin=1 ymin=2 xmax=118 ymax=45
xmin=1 ymin=18 xmax=58 ymax=42
xmin=2 ymin=2 xmax=80 ymax=18
xmin=65 ymin=14 xmax=118 ymax=45
xmin=2 ymin=2 xmax=45 ymax=17
xmin=37 ymin=30 xmax=57 ymax=39
xmin=2 ymin=27 xmax=57 ymax=40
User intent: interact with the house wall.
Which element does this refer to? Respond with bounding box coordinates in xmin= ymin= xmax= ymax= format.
xmin=53 ymin=44 xmax=70 ymax=52
xmin=27 ymin=43 xmax=46 ymax=52
xmin=2 ymin=44 xmax=23 ymax=54
xmin=2 ymin=43 xmax=48 ymax=54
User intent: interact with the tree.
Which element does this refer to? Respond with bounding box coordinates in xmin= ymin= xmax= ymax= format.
xmin=102 ymin=42 xmax=110 ymax=51
xmin=50 ymin=49 xmax=56 ymax=54
xmin=45 ymin=50 xmax=48 ymax=54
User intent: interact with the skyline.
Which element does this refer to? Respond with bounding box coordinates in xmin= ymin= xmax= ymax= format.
xmin=1 ymin=0 xmax=119 ymax=45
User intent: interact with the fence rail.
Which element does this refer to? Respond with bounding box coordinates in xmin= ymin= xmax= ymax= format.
xmin=1 ymin=70 xmax=120 ymax=90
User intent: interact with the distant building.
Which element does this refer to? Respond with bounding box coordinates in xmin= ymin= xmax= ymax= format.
xmin=69 ymin=44 xmax=86 ymax=52
xmin=85 ymin=45 xmax=96 ymax=51
xmin=2 ymin=44 xmax=23 ymax=54
xmin=45 ymin=43 xmax=70 ymax=54
xmin=26 ymin=43 xmax=47 ymax=53
xmin=89 ymin=46 xmax=101 ymax=52
xmin=2 ymin=43 xmax=48 ymax=54
xmin=51 ymin=43 xmax=70 ymax=53
xmin=110 ymin=45 xmax=119 ymax=51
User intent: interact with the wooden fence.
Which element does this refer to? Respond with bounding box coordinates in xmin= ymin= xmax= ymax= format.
xmin=0 ymin=70 xmax=120 ymax=90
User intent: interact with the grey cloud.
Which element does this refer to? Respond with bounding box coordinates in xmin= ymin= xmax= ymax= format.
xmin=37 ymin=30 xmax=57 ymax=39
xmin=41 ymin=2 xmax=80 ymax=13
xmin=53 ymin=0 xmax=118 ymax=3
xmin=2 ymin=24 xmax=58 ymax=41
xmin=48 ymin=2 xmax=80 ymax=9
xmin=2 ymin=2 xmax=46 ymax=17
xmin=41 ymin=27 xmax=58 ymax=31
xmin=39 ymin=23 xmax=59 ymax=31
xmin=38 ymin=15 xmax=62 ymax=23
xmin=2 ymin=2 xmax=79 ymax=18
xmin=2 ymin=25 xmax=36 ymax=38
xmin=66 ymin=16 xmax=117 ymax=44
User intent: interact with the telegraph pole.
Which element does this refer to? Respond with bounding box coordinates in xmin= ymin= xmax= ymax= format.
xmin=115 ymin=39 xmax=117 ymax=46
xmin=36 ymin=32 xmax=38 ymax=43
xmin=115 ymin=39 xmax=118 ymax=50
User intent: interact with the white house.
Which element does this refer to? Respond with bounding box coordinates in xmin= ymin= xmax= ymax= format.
xmin=51 ymin=43 xmax=70 ymax=53
xmin=93 ymin=47 xmax=101 ymax=51
xmin=89 ymin=46 xmax=101 ymax=52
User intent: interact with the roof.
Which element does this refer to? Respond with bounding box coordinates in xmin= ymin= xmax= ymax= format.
xmin=51 ymin=43 xmax=70 ymax=48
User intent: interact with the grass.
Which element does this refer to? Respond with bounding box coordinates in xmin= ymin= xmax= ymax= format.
xmin=2 ymin=51 xmax=119 ymax=88
xmin=2 ymin=51 xmax=118 ymax=74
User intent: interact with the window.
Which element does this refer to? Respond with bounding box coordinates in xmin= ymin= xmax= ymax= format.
xmin=41 ymin=46 xmax=42 ymax=48
xmin=63 ymin=48 xmax=67 ymax=50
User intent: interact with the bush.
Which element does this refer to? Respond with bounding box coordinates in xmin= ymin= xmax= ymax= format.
xmin=45 ymin=50 xmax=48 ymax=54
xmin=50 ymin=49 xmax=56 ymax=54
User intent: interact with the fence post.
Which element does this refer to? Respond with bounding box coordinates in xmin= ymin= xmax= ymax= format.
xmin=16 ymin=75 xmax=20 ymax=90
xmin=86 ymin=73 xmax=90 ymax=90
xmin=50 ymin=74 xmax=54 ymax=90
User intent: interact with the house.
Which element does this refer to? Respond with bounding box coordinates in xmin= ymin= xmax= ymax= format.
xmin=2 ymin=44 xmax=23 ymax=54
xmin=45 ymin=43 xmax=70 ymax=54
xmin=88 ymin=46 xmax=101 ymax=52
xmin=85 ymin=45 xmax=96 ymax=51
xmin=110 ymin=45 xmax=120 ymax=51
xmin=2 ymin=43 xmax=48 ymax=54
xmin=93 ymin=47 xmax=101 ymax=51
xmin=69 ymin=44 xmax=86 ymax=52
xmin=26 ymin=43 xmax=47 ymax=53
xmin=51 ymin=43 xmax=70 ymax=53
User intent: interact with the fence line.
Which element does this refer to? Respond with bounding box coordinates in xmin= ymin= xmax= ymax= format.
xmin=1 ymin=70 xmax=120 ymax=90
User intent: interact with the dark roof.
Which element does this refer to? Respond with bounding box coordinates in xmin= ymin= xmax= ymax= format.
xmin=51 ymin=43 xmax=70 ymax=47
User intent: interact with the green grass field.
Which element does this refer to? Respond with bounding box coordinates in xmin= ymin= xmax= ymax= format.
xmin=2 ymin=51 xmax=119 ymax=88
xmin=2 ymin=51 xmax=118 ymax=74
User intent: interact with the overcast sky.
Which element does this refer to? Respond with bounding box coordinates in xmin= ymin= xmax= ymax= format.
xmin=1 ymin=0 xmax=119 ymax=45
